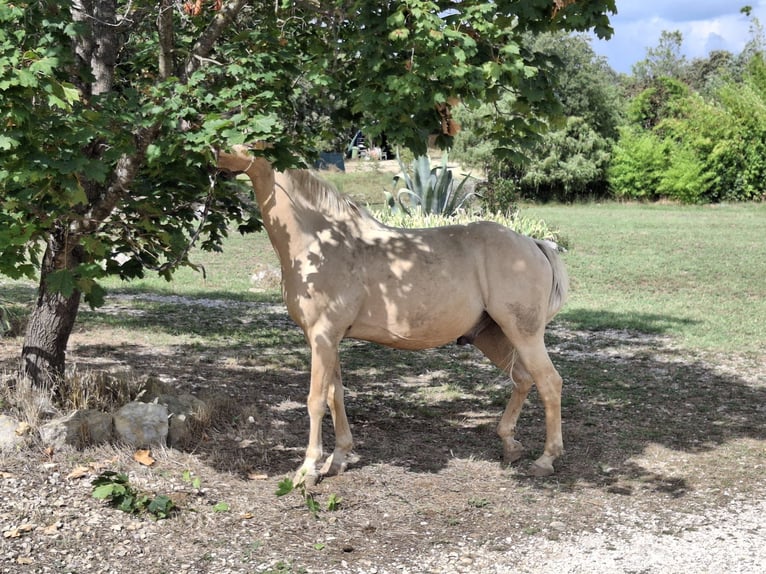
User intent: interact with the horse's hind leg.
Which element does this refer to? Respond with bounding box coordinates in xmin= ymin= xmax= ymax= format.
xmin=473 ymin=323 xmax=534 ymax=465
xmin=511 ymin=339 xmax=564 ymax=477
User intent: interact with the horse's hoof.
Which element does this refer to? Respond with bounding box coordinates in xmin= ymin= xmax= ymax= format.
xmin=293 ymin=469 xmax=320 ymax=487
xmin=529 ymin=460 xmax=554 ymax=477
xmin=319 ymin=458 xmax=345 ymax=477
xmin=502 ymin=440 xmax=524 ymax=464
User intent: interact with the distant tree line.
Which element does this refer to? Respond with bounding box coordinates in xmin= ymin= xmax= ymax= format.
xmin=452 ymin=9 xmax=766 ymax=205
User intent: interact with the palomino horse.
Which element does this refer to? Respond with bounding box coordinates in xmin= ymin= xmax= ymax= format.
xmin=216 ymin=146 xmax=569 ymax=483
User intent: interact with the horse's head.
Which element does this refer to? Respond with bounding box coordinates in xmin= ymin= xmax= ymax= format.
xmin=215 ymin=143 xmax=272 ymax=174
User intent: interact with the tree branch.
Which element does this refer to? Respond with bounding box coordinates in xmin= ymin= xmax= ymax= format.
xmin=182 ymin=0 xmax=249 ymax=82
xmin=158 ymin=0 xmax=175 ymax=80
xmin=77 ymin=124 xmax=161 ymax=235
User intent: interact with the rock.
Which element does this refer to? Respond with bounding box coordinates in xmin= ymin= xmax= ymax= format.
xmin=39 ymin=410 xmax=113 ymax=449
xmin=151 ymin=393 xmax=206 ymax=447
xmin=0 ymin=414 xmax=25 ymax=450
xmin=113 ymin=402 xmax=168 ymax=447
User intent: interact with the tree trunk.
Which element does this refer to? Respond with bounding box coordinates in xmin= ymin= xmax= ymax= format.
xmin=21 ymin=227 xmax=84 ymax=392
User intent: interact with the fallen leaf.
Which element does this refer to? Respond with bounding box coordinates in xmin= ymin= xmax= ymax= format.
xmin=3 ymin=524 xmax=35 ymax=539
xmin=133 ymin=449 xmax=155 ymax=466
xmin=67 ymin=466 xmax=91 ymax=480
xmin=41 ymin=523 xmax=61 ymax=535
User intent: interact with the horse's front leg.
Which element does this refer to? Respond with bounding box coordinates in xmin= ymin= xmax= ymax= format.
xmin=319 ymin=360 xmax=354 ymax=477
xmin=294 ymin=334 xmax=353 ymax=485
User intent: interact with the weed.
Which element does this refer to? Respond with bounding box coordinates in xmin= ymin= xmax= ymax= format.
xmin=275 ymin=476 xmax=342 ymax=517
xmin=182 ymin=469 xmax=202 ymax=491
xmin=262 ymin=562 xmax=307 ymax=574
xmin=325 ymin=492 xmax=343 ymax=511
xmin=212 ymin=502 xmax=230 ymax=512
xmin=91 ymin=471 xmax=177 ymax=519
xmin=468 ymin=497 xmax=490 ymax=508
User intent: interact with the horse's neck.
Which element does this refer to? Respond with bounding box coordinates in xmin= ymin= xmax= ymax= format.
xmin=245 ymin=169 xmax=307 ymax=269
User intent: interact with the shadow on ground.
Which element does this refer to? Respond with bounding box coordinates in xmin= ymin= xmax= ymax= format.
xmin=58 ymin=292 xmax=766 ymax=497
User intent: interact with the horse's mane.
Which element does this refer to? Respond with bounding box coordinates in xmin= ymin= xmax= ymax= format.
xmin=285 ymin=169 xmax=379 ymax=224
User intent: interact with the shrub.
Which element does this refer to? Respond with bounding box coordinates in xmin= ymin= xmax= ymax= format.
xmin=607 ymin=127 xmax=668 ymax=200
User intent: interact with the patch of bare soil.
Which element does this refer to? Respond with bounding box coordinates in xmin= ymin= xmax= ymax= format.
xmin=1 ymin=294 xmax=764 ymax=573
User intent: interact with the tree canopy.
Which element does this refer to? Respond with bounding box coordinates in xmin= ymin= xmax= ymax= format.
xmin=0 ymin=0 xmax=616 ymax=384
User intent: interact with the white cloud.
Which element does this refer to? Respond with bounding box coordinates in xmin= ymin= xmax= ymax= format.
xmin=590 ymin=1 xmax=766 ymax=73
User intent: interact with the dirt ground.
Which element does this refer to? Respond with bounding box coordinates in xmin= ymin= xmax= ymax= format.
xmin=1 ymin=293 xmax=765 ymax=573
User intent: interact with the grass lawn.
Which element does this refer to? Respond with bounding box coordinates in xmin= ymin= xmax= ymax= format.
xmin=2 ymin=194 xmax=764 ymax=357
xmin=522 ymin=202 xmax=766 ymax=354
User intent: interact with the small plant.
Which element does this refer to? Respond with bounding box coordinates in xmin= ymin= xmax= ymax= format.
xmin=325 ymin=492 xmax=343 ymax=512
xmin=91 ymin=471 xmax=177 ymax=519
xmin=468 ymin=496 xmax=490 ymax=508
xmin=212 ymin=501 xmax=230 ymax=512
xmin=387 ymin=152 xmax=476 ymax=216
xmin=262 ymin=562 xmax=307 ymax=574
xmin=275 ymin=476 xmax=342 ymax=517
xmin=182 ymin=469 xmax=202 ymax=490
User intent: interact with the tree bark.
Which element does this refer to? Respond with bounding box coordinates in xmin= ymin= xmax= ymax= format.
xmin=21 ymin=226 xmax=84 ymax=391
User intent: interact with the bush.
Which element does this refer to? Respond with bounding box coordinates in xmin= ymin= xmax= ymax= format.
xmin=607 ymin=127 xmax=668 ymax=200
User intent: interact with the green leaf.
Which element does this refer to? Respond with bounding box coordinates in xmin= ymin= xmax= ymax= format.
xmin=148 ymin=495 xmax=176 ymax=519
xmin=304 ymin=494 xmax=320 ymax=516
xmin=212 ymin=502 xmax=230 ymax=512
xmin=92 ymin=483 xmax=120 ymax=500
xmin=0 ymin=135 xmax=18 ymax=150
xmin=326 ymin=493 xmax=342 ymax=511
xmin=275 ymin=477 xmax=295 ymax=497
xmin=46 ymin=269 xmax=76 ymax=297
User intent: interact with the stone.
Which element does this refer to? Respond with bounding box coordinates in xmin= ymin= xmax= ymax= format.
xmin=151 ymin=393 xmax=206 ymax=447
xmin=0 ymin=414 xmax=25 ymax=450
xmin=113 ymin=402 xmax=168 ymax=447
xmin=39 ymin=409 xmax=113 ymax=449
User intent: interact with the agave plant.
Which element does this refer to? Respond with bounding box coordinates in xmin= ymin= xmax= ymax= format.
xmin=387 ymin=152 xmax=476 ymax=217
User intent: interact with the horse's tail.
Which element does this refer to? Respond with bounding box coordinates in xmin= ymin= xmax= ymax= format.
xmin=534 ymin=239 xmax=569 ymax=321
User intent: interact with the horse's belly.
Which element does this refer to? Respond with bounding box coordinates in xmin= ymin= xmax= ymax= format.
xmin=347 ymin=302 xmax=482 ymax=350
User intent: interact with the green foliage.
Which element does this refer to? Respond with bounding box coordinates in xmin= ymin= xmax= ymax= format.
xmin=610 ymin=48 xmax=766 ymax=202
xmin=452 ymin=32 xmax=623 ymax=202
xmin=91 ymin=471 xmax=177 ymax=519
xmin=628 ymin=76 xmax=690 ymax=129
xmin=0 ymin=0 xmax=616 ymax=287
xmin=631 ymin=30 xmax=688 ymax=86
xmin=0 ymin=0 xmax=616 ymax=379
xmin=388 ymin=153 xmax=475 ymax=216
xmin=475 ymin=177 xmax=518 ymax=215
xmin=325 ymin=493 xmax=343 ymax=512
xmin=275 ymin=476 xmax=341 ymax=518
xmin=212 ymin=502 xmax=231 ymax=513
xmin=607 ymin=128 xmax=668 ymax=200
xmin=262 ymin=562 xmax=307 ymax=574
xmin=182 ymin=469 xmax=202 ymax=491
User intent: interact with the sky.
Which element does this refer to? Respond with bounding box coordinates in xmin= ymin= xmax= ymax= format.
xmin=589 ymin=1 xmax=766 ymax=74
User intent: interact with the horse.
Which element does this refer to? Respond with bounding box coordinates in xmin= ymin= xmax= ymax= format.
xmin=216 ymin=145 xmax=569 ymax=484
